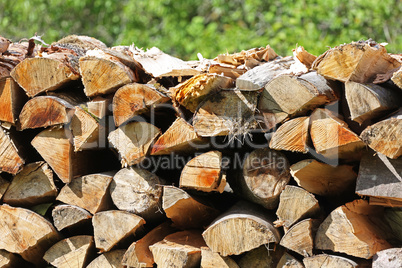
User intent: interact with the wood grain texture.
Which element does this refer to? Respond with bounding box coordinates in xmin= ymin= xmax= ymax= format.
xmin=52 ymin=204 xmax=92 ymax=231
xmin=87 ymin=249 xmax=125 ymax=268
xmin=0 ymin=125 xmax=24 ymax=174
xmin=0 ymin=77 xmax=27 ymax=125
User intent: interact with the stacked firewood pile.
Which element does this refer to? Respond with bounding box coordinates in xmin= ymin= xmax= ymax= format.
xmin=0 ymin=34 xmax=401 ymax=267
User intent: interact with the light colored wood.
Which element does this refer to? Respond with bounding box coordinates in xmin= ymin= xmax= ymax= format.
xmin=151 ymin=117 xmax=207 ymax=155
xmin=122 ymin=221 xmax=177 ymax=268
xmin=269 ymin=116 xmax=310 ymax=153
xmin=391 ymin=67 xmax=402 ymax=89
xmin=0 ymin=36 xmax=11 ymax=54
xmin=238 ymin=245 xmax=285 ymax=268
xmin=52 ymin=204 xmax=92 ymax=231
xmin=355 ymin=151 xmax=402 ymax=203
xmin=87 ymin=249 xmax=125 ymax=268
xmin=3 ymin=161 xmax=57 ymax=206
xmin=215 ymin=45 xmax=278 ymax=67
xmin=238 ymin=148 xmax=290 ymax=209
xmin=86 ymin=96 xmax=112 ymax=119
xmin=370 ymin=197 xmax=402 ymax=207
xmin=290 ymin=159 xmax=357 ymax=196
xmin=275 ymin=186 xmax=320 ymax=230
xmin=201 ymin=247 xmax=239 ymax=268
xmin=0 ymin=175 xmax=10 ymax=200
xmin=149 ymin=230 xmax=206 ymax=268
xmin=193 ymin=89 xmax=259 ymax=137
xmin=0 ymin=77 xmax=27 ymax=125
xmin=0 ymin=250 xmax=25 ymax=268
xmin=360 ymin=109 xmax=402 ymax=159
xmin=202 ymin=201 xmax=281 ymax=256
xmin=56 ymin=172 xmax=114 ymax=214
xmin=55 ymin=35 xmax=107 ymax=50
xmin=208 ymin=63 xmax=246 ymax=79
xmin=113 ymin=83 xmax=169 ymax=126
xmin=110 ymin=167 xmax=164 ymax=221
xmin=373 ymin=248 xmax=402 ymax=268
xmin=93 ymin=210 xmax=145 ymax=252
xmin=172 ymin=73 xmax=234 ymax=112
xmin=162 ymin=186 xmax=220 ymax=229
xmin=309 ymin=108 xmax=365 ymax=160
xmin=345 ymin=81 xmax=401 ymax=124
xmin=108 ymin=121 xmax=160 ymax=167
xmin=0 ymin=125 xmax=24 ymax=174
xmin=293 ymin=46 xmax=317 ymax=69
xmin=70 ymin=105 xmax=101 ymax=151
xmin=0 ymin=204 xmax=61 ymax=265
xmin=43 ymin=235 xmax=94 ymax=268
xmin=312 ymin=40 xmax=401 ymax=83
xmin=276 ymin=252 xmax=304 ymax=268
xmin=179 ymin=151 xmax=226 ymax=193
xmin=303 ymin=254 xmax=358 ymax=268
xmin=80 ymin=49 xmax=138 ymax=97
xmin=315 ymin=199 xmax=392 ymax=259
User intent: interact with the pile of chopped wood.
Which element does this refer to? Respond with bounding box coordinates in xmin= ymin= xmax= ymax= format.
xmin=0 ymin=35 xmax=401 ymax=267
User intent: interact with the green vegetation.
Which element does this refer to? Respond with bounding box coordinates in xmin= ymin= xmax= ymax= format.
xmin=1 ymin=0 xmax=401 ymax=60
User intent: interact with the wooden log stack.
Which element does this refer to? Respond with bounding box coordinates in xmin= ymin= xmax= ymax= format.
xmin=0 ymin=35 xmax=401 ymax=267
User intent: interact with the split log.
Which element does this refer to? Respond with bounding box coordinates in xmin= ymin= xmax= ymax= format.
xmin=373 ymin=248 xmax=402 ymax=268
xmin=369 ymin=197 xmax=402 ymax=207
xmin=70 ymin=105 xmax=102 ymax=151
xmin=151 ymin=117 xmax=207 ymax=155
xmin=269 ymin=116 xmax=310 ymax=153
xmin=309 ymin=108 xmax=365 ymax=160
xmin=0 ymin=250 xmax=26 ymax=268
xmin=43 ymin=235 xmax=94 ymax=268
xmin=113 ymin=83 xmax=169 ymax=127
xmin=86 ymin=96 xmax=111 ymax=119
xmin=276 ymin=252 xmax=304 ymax=268
xmin=56 ymin=172 xmax=114 ymax=214
xmin=360 ymin=109 xmax=402 ymax=159
xmin=122 ymin=221 xmax=177 ymax=268
xmin=236 ymin=148 xmax=290 ymax=209
xmin=0 ymin=175 xmax=10 ymax=200
xmin=345 ymin=81 xmax=401 ymax=124
xmin=149 ymin=230 xmax=206 ymax=268
xmin=236 ymin=56 xmax=294 ymax=90
xmin=279 ymin=218 xmax=319 ymax=257
xmin=312 ymin=40 xmax=401 ymax=83
xmin=215 ymin=45 xmax=278 ymax=67
xmin=303 ymin=254 xmax=358 ymax=268
xmin=179 ymin=150 xmax=226 ymax=193
xmin=201 ymin=247 xmax=239 ymax=268
xmin=86 ymin=249 xmax=125 ymax=268
xmin=275 ymin=186 xmax=320 ymax=230
xmin=171 ymin=73 xmax=234 ymax=112
xmin=355 ymin=151 xmax=402 ymax=203
xmin=0 ymin=204 xmax=61 ymax=265
xmin=193 ymin=89 xmax=259 ymax=137
xmin=293 ymin=46 xmax=317 ymax=69
xmin=93 ymin=210 xmax=145 ymax=252
xmin=0 ymin=77 xmax=28 ymax=125
xmin=3 ymin=161 xmax=57 ymax=207
xmin=384 ymin=208 xmax=402 ymax=242
xmin=238 ymin=245 xmax=284 ymax=268
xmin=290 ymin=159 xmax=357 ymax=196
xmin=108 ymin=121 xmax=160 ymax=167
xmin=208 ymin=63 xmax=246 ymax=79
xmin=162 ymin=186 xmax=220 ymax=229
xmin=110 ymin=167 xmax=164 ymax=221
xmin=315 ymin=199 xmax=392 ymax=259
xmin=391 ymin=67 xmax=402 ymax=89
xmin=52 ymin=204 xmax=92 ymax=231
xmin=0 ymin=125 xmax=24 ymax=174
xmin=202 ymin=201 xmax=281 ymax=256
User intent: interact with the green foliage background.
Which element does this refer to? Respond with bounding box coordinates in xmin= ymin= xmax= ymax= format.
xmin=1 ymin=0 xmax=401 ymax=60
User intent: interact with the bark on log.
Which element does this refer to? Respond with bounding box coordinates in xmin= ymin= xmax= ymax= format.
xmin=208 ymin=63 xmax=246 ymax=79
xmin=201 ymin=247 xmax=239 ymax=268
xmin=86 ymin=249 xmax=125 ymax=268
xmin=0 ymin=125 xmax=24 ymax=174
xmin=303 ymin=254 xmax=358 ymax=268
xmin=215 ymin=45 xmax=278 ymax=67
xmin=293 ymin=46 xmax=317 ymax=69
xmin=0 ymin=36 xmax=11 ymax=54
xmin=93 ymin=210 xmax=145 ymax=252
xmin=52 ymin=204 xmax=92 ymax=231
xmin=0 ymin=41 xmax=32 ymax=80
xmin=0 ymin=77 xmax=28 ymax=125
xmin=373 ymin=248 xmax=402 ymax=268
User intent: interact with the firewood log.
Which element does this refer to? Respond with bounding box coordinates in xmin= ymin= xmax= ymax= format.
xmin=269 ymin=116 xmax=310 ymax=153
xmin=276 ymin=252 xmax=304 ymax=268
xmin=373 ymin=248 xmax=402 ymax=268
xmin=315 ymin=199 xmax=392 ymax=259
xmin=193 ymin=89 xmax=259 ymax=137
xmin=369 ymin=197 xmax=402 ymax=207
xmin=0 ymin=204 xmax=61 ymax=265
xmin=0 ymin=250 xmax=27 ymax=268
xmin=110 ymin=167 xmax=164 ymax=221
xmin=113 ymin=83 xmax=169 ymax=126
xmin=108 ymin=121 xmax=160 ymax=167
xmin=3 ymin=161 xmax=57 ymax=207
xmin=86 ymin=249 xmax=125 ymax=268
xmin=122 ymin=221 xmax=177 ymax=268
xmin=355 ymin=151 xmax=402 ymax=203
xmin=0 ymin=175 xmax=10 ymax=199
xmin=56 ymin=172 xmax=114 ymax=214
xmin=312 ymin=40 xmax=401 ymax=83
xmin=70 ymin=105 xmax=102 ymax=151
xmin=293 ymin=46 xmax=317 ymax=69
xmin=360 ymin=109 xmax=402 ymax=159
xmin=0 ymin=36 xmax=11 ymax=54
xmin=208 ymin=63 xmax=246 ymax=79
xmin=0 ymin=41 xmax=33 ymax=79
xmin=86 ymin=96 xmax=111 ymax=119
xmin=0 ymin=125 xmax=24 ymax=174
xmin=52 ymin=204 xmax=92 ymax=231
xmin=290 ymin=159 xmax=357 ymax=196
xmin=179 ymin=150 xmax=226 ymax=193
xmin=200 ymin=247 xmax=239 ymax=268
xmin=274 ymin=186 xmax=320 ymax=231
xmin=0 ymin=77 xmax=28 ymax=125
xmin=43 ymin=235 xmax=95 ymax=268
xmin=162 ymin=186 xmax=220 ymax=229
xmin=391 ymin=67 xmax=402 ymax=89
xmin=345 ymin=81 xmax=401 ymax=124
xmin=202 ymin=201 xmax=281 ymax=256
xmin=236 ymin=148 xmax=290 ymax=209
xmin=303 ymin=254 xmax=359 ymax=268
xmin=237 ymin=245 xmax=285 ymax=268
xmin=149 ymin=230 xmax=206 ymax=268
xmin=93 ymin=210 xmax=145 ymax=252
xmin=215 ymin=45 xmax=277 ymax=67
xmin=309 ymin=108 xmax=365 ymax=160
xmin=151 ymin=117 xmax=207 ymax=155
